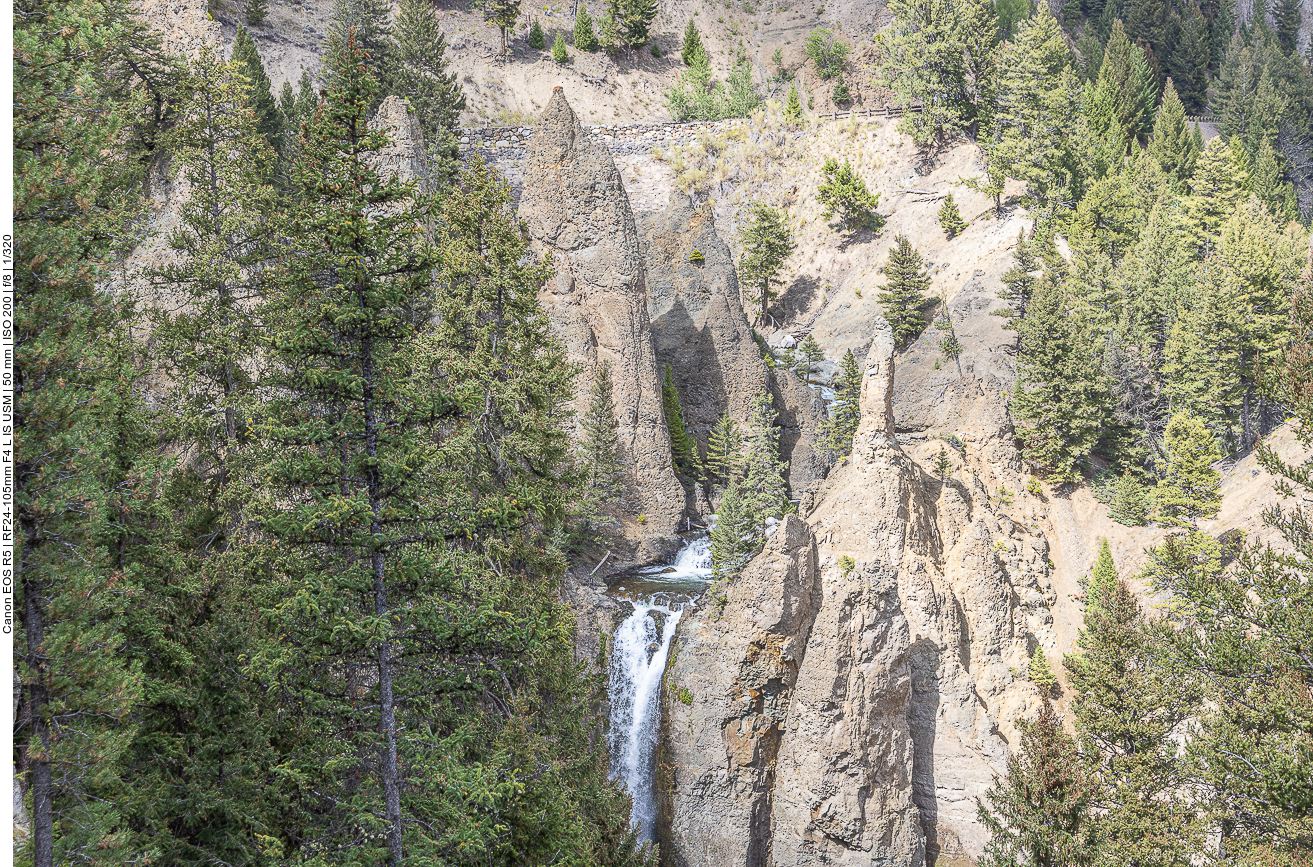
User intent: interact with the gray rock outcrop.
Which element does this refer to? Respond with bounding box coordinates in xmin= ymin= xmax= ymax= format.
xmin=370 ymin=96 xmax=431 ymax=191
xmin=659 ymin=514 xmax=821 ymax=867
xmin=641 ymin=193 xmax=766 ymax=444
xmin=660 ymin=319 xmax=1056 ymax=865
xmin=640 ymin=192 xmax=830 ymax=500
xmin=518 ymin=89 xmax=685 ymax=535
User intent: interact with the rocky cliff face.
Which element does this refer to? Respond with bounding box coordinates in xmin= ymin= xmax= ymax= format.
xmin=639 ymin=192 xmax=830 ymax=502
xmin=660 ymin=321 xmax=1055 ymax=866
xmin=659 ymin=514 xmax=821 ymax=867
xmin=519 ymin=89 xmax=686 ymax=536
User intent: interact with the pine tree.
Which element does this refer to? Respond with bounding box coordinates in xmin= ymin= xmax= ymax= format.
xmin=1109 ymin=470 xmax=1150 ymax=525
xmin=1029 ymin=646 xmax=1059 ymax=693
xmin=1274 ymin=0 xmax=1302 ymax=55
xmin=977 ymin=700 xmax=1099 ymax=867
xmin=879 ymin=235 xmax=932 ymax=350
xmin=1148 ymin=79 xmax=1200 ymax=189
xmin=997 ymin=230 xmax=1040 ymax=331
xmin=741 ymin=389 xmax=790 ymax=525
xmin=824 ymin=350 xmax=863 ymax=457
xmin=231 ymin=26 xmax=282 ymax=156
xmin=933 ymin=447 xmax=953 ymax=478
xmin=817 ymin=157 xmax=880 ymax=231
xmin=662 ymin=364 xmax=699 ymax=478
xmin=610 ymin=0 xmax=658 ymax=58
xmin=394 ymin=0 xmax=466 ymax=181
xmin=1183 ymin=132 xmax=1248 ymax=248
xmin=477 ymin=0 xmax=522 ymax=55
xmin=580 ymin=361 xmax=624 ymax=515
xmin=877 ymin=0 xmax=998 ymax=145
xmin=938 ymin=194 xmax=968 ymax=238
xmin=798 ymin=334 xmax=824 ymax=384
xmin=598 ymin=2 xmax=620 ymax=50
xmin=15 ymin=0 xmax=149 ymax=861
xmin=573 ymin=6 xmax=598 ymax=50
xmin=1087 ymin=539 xmax=1119 ymax=611
xmin=245 ymin=0 xmax=267 ymax=25
xmin=425 ymin=157 xmax=644 ymax=862
xmin=1166 ymin=4 xmax=1210 ymax=111
xmin=681 ymin=18 xmax=702 ymax=64
xmin=1250 ymin=138 xmax=1293 ymax=219
xmin=832 ymin=76 xmax=851 ymax=103
xmin=325 ymin=0 xmax=395 ymax=97
xmin=710 ymin=480 xmax=761 ymax=582
xmin=1065 ymin=575 xmax=1201 ymax=864
xmin=783 ymin=82 xmax=804 ymax=123
xmin=739 ymin=203 xmax=795 ymax=325
xmin=553 ymin=31 xmax=569 ymax=62
xmin=529 ymin=17 xmax=545 ymax=48
xmin=705 ymin=411 xmax=744 ymax=487
xmin=1011 ymin=281 xmax=1112 ymax=483
xmin=1153 ymin=413 xmax=1222 ymax=526
xmin=1091 ymin=20 xmax=1158 ymax=147
xmin=983 ymin=4 xmax=1084 ymax=224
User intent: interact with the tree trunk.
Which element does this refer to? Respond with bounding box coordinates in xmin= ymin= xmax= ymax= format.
xmin=21 ymin=557 xmax=54 ymax=867
xmin=361 ymin=334 xmax=403 ymax=864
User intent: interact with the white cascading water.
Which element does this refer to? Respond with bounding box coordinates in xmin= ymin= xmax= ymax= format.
xmin=606 ymin=530 xmax=713 ymax=841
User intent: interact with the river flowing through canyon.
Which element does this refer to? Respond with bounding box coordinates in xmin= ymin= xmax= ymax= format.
xmin=605 ymin=531 xmax=713 ymax=841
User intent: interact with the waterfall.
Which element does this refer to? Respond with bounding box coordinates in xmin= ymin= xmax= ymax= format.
xmin=606 ymin=531 xmax=713 ymax=841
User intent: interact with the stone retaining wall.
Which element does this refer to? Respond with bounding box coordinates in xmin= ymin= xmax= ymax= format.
xmin=459 ymin=117 xmax=751 ymax=160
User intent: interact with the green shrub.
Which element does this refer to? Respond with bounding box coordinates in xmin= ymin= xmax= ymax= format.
xmin=574 ymin=6 xmax=597 ymax=50
xmin=838 ymin=555 xmax=856 ymax=576
xmin=552 ymin=31 xmax=569 ymax=62
xmin=804 ymin=27 xmax=848 ymax=78
xmin=938 ymin=194 xmax=967 ymax=238
xmin=528 ymin=18 xmax=545 ymax=49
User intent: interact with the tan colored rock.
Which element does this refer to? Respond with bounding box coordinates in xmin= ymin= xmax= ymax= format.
xmin=658 ymin=514 xmax=821 ymax=867
xmin=639 ymin=192 xmax=830 ymax=500
xmin=660 ymin=320 xmax=1056 ymax=866
xmin=519 ymin=89 xmax=684 ymax=535
xmin=369 ymin=96 xmax=431 ymax=192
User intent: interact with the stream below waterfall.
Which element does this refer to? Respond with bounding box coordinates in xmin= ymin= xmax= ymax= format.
xmin=604 ymin=531 xmax=713 ymax=842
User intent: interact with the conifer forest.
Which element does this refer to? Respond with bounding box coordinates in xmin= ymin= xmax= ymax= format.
xmin=10 ymin=0 xmax=1313 ymax=862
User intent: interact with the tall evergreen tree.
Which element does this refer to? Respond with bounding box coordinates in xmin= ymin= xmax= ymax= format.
xmin=1167 ymin=4 xmax=1211 ymax=111
xmin=740 ymin=389 xmax=790 ymax=525
xmin=1182 ymin=136 xmax=1248 ymax=251
xmin=126 ymin=49 xmax=296 ymax=862
xmin=823 ymin=350 xmax=863 ymax=457
xmin=231 ymin=26 xmax=282 ymax=156
xmin=879 ymin=235 xmax=932 ymax=350
xmin=1153 ymin=413 xmax=1222 ymax=525
xmin=982 ymin=4 xmax=1087 ymax=224
xmin=681 ymin=18 xmax=703 ymax=64
xmin=797 ymin=334 xmax=824 ymax=384
xmin=1012 ymin=282 xmax=1113 ymax=483
xmin=394 ymin=0 xmax=467 ymax=162
xmin=1091 ymin=20 xmax=1158 ymax=147
xmin=1066 ymin=573 xmax=1200 ymax=865
xmin=1148 ymin=79 xmax=1201 ymax=188
xmin=477 ymin=0 xmax=522 ymax=55
xmin=710 ymin=480 xmax=760 ymax=582
xmin=977 ymin=700 xmax=1099 ymax=867
xmin=579 ymin=361 xmax=624 ymax=520
xmin=705 ymin=411 xmax=744 ymax=488
xmin=997 ymin=230 xmax=1041 ymax=332
xmin=1274 ymin=0 xmax=1302 ymax=55
xmin=739 ymin=203 xmax=795 ymax=326
xmin=576 ymin=4 xmax=599 ymax=50
xmin=15 ymin=0 xmax=149 ymax=861
xmin=662 ymin=364 xmax=699 ymax=478
xmin=879 ymin=0 xmax=999 ymax=145
xmin=325 ymin=0 xmax=395 ymax=98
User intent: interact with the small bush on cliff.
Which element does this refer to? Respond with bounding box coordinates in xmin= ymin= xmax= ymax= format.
xmin=938 ymin=194 xmax=967 ymax=238
xmin=574 ymin=6 xmax=598 ymax=50
xmin=552 ymin=31 xmax=569 ymax=62
xmin=528 ymin=18 xmax=545 ymax=48
xmin=817 ymin=158 xmax=880 ymax=232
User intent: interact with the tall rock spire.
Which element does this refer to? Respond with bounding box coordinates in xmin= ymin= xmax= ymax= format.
xmin=518 ymin=88 xmax=685 ymax=535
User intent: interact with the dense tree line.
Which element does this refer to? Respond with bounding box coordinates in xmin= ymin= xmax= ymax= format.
xmin=14 ymin=1 xmax=651 ymax=863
